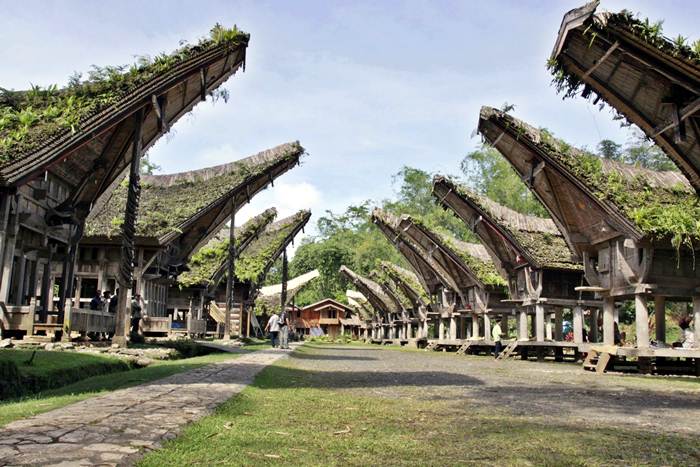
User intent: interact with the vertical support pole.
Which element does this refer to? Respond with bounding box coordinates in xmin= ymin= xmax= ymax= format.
xmin=603 ymin=297 xmax=615 ymax=345
xmin=535 ymin=303 xmax=545 ymax=342
xmin=573 ymin=305 xmax=583 ymax=344
xmin=693 ymin=296 xmax=700 ymax=349
xmin=280 ymin=248 xmax=288 ymax=315
xmin=39 ymin=245 xmax=54 ymax=323
xmin=545 ymin=312 xmax=553 ymax=340
xmin=483 ymin=314 xmax=491 ymax=342
xmin=554 ymin=309 xmax=563 ymax=341
xmin=500 ymin=314 xmax=508 ymax=338
xmin=113 ymin=109 xmax=144 ymax=347
xmin=471 ymin=313 xmax=480 ymax=339
xmin=223 ymin=198 xmax=237 ymax=340
xmin=449 ymin=315 xmax=456 ymax=341
xmin=422 ymin=318 xmax=429 ymax=339
xmin=518 ymin=310 xmax=528 ymax=341
xmin=59 ymin=224 xmax=82 ymax=342
xmin=635 ymin=294 xmax=650 ymax=349
xmin=438 ymin=318 xmax=445 ymax=341
xmin=654 ymin=295 xmax=666 ymax=344
xmin=589 ymin=309 xmax=599 ymax=343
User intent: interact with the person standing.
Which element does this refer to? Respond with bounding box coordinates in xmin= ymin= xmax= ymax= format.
xmin=492 ymin=319 xmax=503 ymax=358
xmin=130 ymin=294 xmax=145 ymax=335
xmin=89 ymin=291 xmax=103 ymax=311
xmin=278 ymin=307 xmax=290 ymax=350
xmin=265 ymin=312 xmax=280 ymax=348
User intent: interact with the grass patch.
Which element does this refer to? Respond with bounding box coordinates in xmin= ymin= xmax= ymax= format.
xmin=0 ymin=351 xmax=238 ymax=427
xmin=139 ymin=346 xmax=699 ymax=466
xmin=0 ymin=349 xmax=131 ymax=400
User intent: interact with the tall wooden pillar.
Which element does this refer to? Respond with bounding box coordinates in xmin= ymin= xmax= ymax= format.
xmin=471 ymin=313 xmax=479 ymax=339
xmin=483 ymin=314 xmax=491 ymax=342
xmin=654 ymin=295 xmax=666 ymax=344
xmin=449 ymin=315 xmax=456 ymax=340
xmin=535 ymin=304 xmax=545 ymax=342
xmin=113 ymin=109 xmax=144 ymax=347
xmin=635 ymin=294 xmax=650 ymax=349
xmin=500 ymin=314 xmax=508 ymax=338
xmin=693 ymin=296 xmax=700 ymax=349
xmin=554 ymin=309 xmax=563 ymax=341
xmin=589 ymin=309 xmax=599 ymax=343
xmin=438 ymin=318 xmax=445 ymax=340
xmin=280 ymin=249 xmax=288 ymax=314
xmin=603 ymin=297 xmax=615 ymax=345
xmin=545 ymin=312 xmax=553 ymax=340
xmin=572 ymin=305 xmax=584 ymax=344
xmin=518 ymin=310 xmax=528 ymax=341
xmin=223 ymin=198 xmax=237 ymax=340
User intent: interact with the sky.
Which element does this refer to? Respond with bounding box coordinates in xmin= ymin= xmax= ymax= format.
xmin=2 ymin=0 xmax=699 ymax=251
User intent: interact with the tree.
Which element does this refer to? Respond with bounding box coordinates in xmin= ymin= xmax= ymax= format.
xmin=597 ymin=139 xmax=623 ymax=162
xmin=140 ymin=155 xmax=161 ymax=175
xmin=597 ymin=130 xmax=676 ymax=171
xmin=460 ymin=145 xmax=549 ymax=217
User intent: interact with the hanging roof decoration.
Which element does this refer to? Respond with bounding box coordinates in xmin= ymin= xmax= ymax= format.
xmin=550 ymin=1 xmax=700 ymax=191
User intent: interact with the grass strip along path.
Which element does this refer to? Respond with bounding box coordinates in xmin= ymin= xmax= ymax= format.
xmin=140 ymin=343 xmax=700 ymax=466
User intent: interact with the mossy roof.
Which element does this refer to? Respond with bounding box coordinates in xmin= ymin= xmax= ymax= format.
xmin=438 ymin=176 xmax=580 ymax=271
xmin=481 ymin=107 xmax=700 ymax=249
xmin=370 ymin=269 xmax=413 ymax=310
xmin=339 ymin=265 xmax=400 ymax=315
xmin=254 ymin=269 xmax=320 ymax=313
xmin=85 ymin=142 xmax=303 ymax=241
xmin=380 ymin=261 xmax=430 ymax=304
xmin=178 ymin=208 xmax=277 ymax=288
xmin=0 ymin=24 xmax=248 ymax=166
xmin=433 ymin=232 xmax=507 ymax=288
xmin=236 ymin=210 xmax=311 ymax=283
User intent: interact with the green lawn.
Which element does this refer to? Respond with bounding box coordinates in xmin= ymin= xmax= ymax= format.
xmin=0 ymin=351 xmax=239 ymax=426
xmin=139 ymin=347 xmax=699 ymax=466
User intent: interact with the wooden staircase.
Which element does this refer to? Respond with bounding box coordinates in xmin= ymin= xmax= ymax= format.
xmin=456 ymin=342 xmax=472 ymax=355
xmin=582 ymin=349 xmax=613 ymax=373
xmin=496 ymin=341 xmax=518 ymax=360
xmin=424 ymin=341 xmax=438 ymax=351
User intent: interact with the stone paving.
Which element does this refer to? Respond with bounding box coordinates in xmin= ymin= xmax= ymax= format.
xmin=0 ymin=346 xmax=296 ymax=466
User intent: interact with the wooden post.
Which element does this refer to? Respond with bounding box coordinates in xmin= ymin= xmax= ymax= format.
xmin=535 ymin=304 xmax=545 ymax=342
xmin=449 ymin=315 xmax=456 ymax=340
xmin=603 ymin=297 xmax=615 ymax=345
xmin=471 ymin=313 xmax=480 ymax=339
xmin=113 ymin=109 xmax=144 ymax=347
xmin=635 ymin=294 xmax=650 ymax=348
xmin=693 ymin=296 xmax=700 ymax=349
xmin=483 ymin=314 xmax=491 ymax=341
xmin=554 ymin=309 xmax=563 ymax=341
xmin=589 ymin=309 xmax=599 ymax=343
xmin=438 ymin=318 xmax=445 ymax=341
xmin=654 ymin=295 xmax=666 ymax=344
xmin=500 ymin=314 xmax=509 ymax=338
xmin=573 ymin=305 xmax=583 ymax=344
xmin=223 ymin=198 xmax=236 ymax=340
xmin=280 ymin=248 xmax=288 ymax=314
xmin=545 ymin=312 xmax=553 ymax=340
xmin=518 ymin=310 xmax=528 ymax=341
xmin=39 ymin=245 xmax=54 ymax=323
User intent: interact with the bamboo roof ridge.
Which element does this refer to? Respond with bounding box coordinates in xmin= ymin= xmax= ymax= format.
xmin=550 ymin=1 xmax=700 ymax=191
xmin=85 ymin=142 xmax=304 ymax=244
xmin=178 ymin=207 xmax=277 ymax=287
xmin=433 ymin=175 xmax=581 ymax=272
xmin=255 ymin=269 xmax=320 ymax=312
xmin=237 ymin=209 xmax=311 ymax=284
xmin=0 ymin=24 xmax=249 ymax=191
xmin=478 ymin=106 xmax=700 ymax=250
xmin=339 ymin=265 xmax=401 ymax=315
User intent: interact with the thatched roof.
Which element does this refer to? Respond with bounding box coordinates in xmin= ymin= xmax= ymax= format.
xmin=339 ymin=265 xmax=400 ymax=314
xmin=433 ymin=176 xmax=580 ymax=272
xmin=398 ymin=215 xmax=508 ymax=291
xmin=85 ymin=142 xmax=303 ymax=246
xmin=237 ymin=210 xmax=311 ymax=283
xmin=0 ymin=24 xmax=248 ymax=201
xmin=254 ymin=269 xmax=320 ymax=312
xmin=379 ymin=261 xmax=429 ymax=307
xmin=178 ymin=208 xmax=277 ymax=287
xmin=550 ymin=1 xmax=700 ymax=191
xmin=370 ymin=208 xmax=442 ymax=295
xmin=346 ymin=289 xmax=376 ymax=320
xmin=369 ymin=269 xmax=412 ymax=310
xmin=478 ymin=106 xmax=700 ymax=251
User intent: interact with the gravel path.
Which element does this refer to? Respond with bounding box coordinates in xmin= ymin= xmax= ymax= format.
xmin=0 ymin=346 xmax=297 ymax=466
xmin=286 ymin=344 xmax=700 ymax=436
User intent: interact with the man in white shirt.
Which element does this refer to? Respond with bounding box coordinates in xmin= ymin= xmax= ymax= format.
xmin=492 ymin=320 xmax=503 ymax=358
xmin=265 ymin=313 xmax=280 ymax=348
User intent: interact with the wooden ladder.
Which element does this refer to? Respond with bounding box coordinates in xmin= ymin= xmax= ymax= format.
xmin=496 ymin=341 xmax=518 ymax=360
xmin=583 ymin=350 xmax=613 ymax=374
xmin=424 ymin=341 xmax=438 ymax=351
xmin=456 ymin=342 xmax=472 ymax=355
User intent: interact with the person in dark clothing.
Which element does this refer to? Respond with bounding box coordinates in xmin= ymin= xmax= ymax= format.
xmin=130 ymin=294 xmax=144 ymax=334
xmin=109 ymin=290 xmax=118 ymax=314
xmin=89 ymin=291 xmax=103 ymax=310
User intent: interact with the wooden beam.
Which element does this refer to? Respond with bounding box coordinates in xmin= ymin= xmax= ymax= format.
xmin=583 ymin=41 xmax=619 ymax=78
xmin=652 ymin=97 xmax=700 ymax=138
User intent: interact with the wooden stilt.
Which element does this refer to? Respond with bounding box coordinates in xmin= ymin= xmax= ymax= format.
xmin=654 ymin=295 xmax=666 ymax=344
xmin=223 ymin=198 xmax=237 ymax=340
xmin=518 ymin=310 xmax=528 ymax=341
xmin=635 ymin=294 xmax=650 ymax=348
xmin=471 ymin=313 xmax=479 ymax=339
xmin=535 ymin=304 xmax=545 ymax=342
xmin=693 ymin=296 xmax=700 ymax=349
xmin=603 ymin=297 xmax=615 ymax=345
xmin=449 ymin=315 xmax=456 ymax=340
xmin=483 ymin=314 xmax=491 ymax=341
xmin=573 ymin=305 xmax=583 ymax=344
xmin=589 ymin=309 xmax=599 ymax=343
xmin=554 ymin=309 xmax=563 ymax=341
